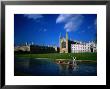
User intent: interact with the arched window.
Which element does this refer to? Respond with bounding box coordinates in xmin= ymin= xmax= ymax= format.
xmin=62 ymin=41 xmax=66 ymax=48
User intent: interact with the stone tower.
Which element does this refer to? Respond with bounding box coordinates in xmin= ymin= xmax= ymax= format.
xmin=66 ymin=32 xmax=68 ymax=53
xmin=59 ymin=32 xmax=69 ymax=53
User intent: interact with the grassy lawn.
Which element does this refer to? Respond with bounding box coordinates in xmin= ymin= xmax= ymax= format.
xmin=15 ymin=53 xmax=97 ymax=61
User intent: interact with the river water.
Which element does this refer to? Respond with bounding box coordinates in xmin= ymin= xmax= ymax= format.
xmin=14 ymin=58 xmax=97 ymax=76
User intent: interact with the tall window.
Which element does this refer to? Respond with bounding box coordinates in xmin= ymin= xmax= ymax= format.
xmin=62 ymin=41 xmax=66 ymax=48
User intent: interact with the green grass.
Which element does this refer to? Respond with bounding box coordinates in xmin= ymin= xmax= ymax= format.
xmin=15 ymin=53 xmax=97 ymax=61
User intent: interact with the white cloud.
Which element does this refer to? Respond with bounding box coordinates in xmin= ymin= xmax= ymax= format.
xmin=64 ymin=21 xmax=77 ymax=32
xmin=24 ymin=14 xmax=43 ymax=20
xmin=56 ymin=14 xmax=84 ymax=32
xmin=56 ymin=14 xmax=72 ymax=23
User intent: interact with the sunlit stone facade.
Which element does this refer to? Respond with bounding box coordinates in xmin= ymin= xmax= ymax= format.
xmin=71 ymin=41 xmax=97 ymax=53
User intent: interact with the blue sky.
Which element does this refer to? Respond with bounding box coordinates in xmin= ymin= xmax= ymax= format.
xmin=14 ymin=14 xmax=97 ymax=47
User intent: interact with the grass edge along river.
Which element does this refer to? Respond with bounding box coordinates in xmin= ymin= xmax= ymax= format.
xmin=15 ymin=53 xmax=97 ymax=62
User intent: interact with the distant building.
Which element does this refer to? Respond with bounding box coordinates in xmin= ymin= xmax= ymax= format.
xmin=14 ymin=43 xmax=59 ymax=54
xmin=71 ymin=41 xmax=97 ymax=53
xmin=14 ymin=45 xmax=30 ymax=52
xmin=53 ymin=46 xmax=59 ymax=52
xmin=59 ymin=32 xmax=68 ymax=53
xmin=59 ymin=32 xmax=97 ymax=53
xmin=59 ymin=32 xmax=78 ymax=53
xmin=15 ymin=32 xmax=97 ymax=54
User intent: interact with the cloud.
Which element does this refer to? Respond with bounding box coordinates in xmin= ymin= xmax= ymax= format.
xmin=56 ymin=14 xmax=72 ymax=23
xmin=24 ymin=14 xmax=43 ymax=20
xmin=64 ymin=21 xmax=77 ymax=32
xmin=56 ymin=14 xmax=84 ymax=32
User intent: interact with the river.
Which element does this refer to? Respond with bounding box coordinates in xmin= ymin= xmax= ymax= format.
xmin=14 ymin=58 xmax=97 ymax=76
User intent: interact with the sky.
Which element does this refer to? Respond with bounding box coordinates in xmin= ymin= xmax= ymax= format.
xmin=14 ymin=14 xmax=97 ymax=47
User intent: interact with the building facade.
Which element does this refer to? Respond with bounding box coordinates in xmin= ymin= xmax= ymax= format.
xmin=71 ymin=41 xmax=97 ymax=53
xmin=59 ymin=32 xmax=69 ymax=53
xmin=14 ymin=45 xmax=30 ymax=52
xmin=14 ymin=43 xmax=59 ymax=54
xmin=15 ymin=33 xmax=97 ymax=54
xmin=59 ymin=32 xmax=79 ymax=53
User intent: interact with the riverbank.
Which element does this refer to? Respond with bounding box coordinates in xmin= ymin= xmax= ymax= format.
xmin=55 ymin=59 xmax=96 ymax=62
xmin=15 ymin=53 xmax=97 ymax=61
xmin=34 ymin=58 xmax=96 ymax=63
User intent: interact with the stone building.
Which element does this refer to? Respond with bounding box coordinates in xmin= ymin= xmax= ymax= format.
xmin=59 ymin=32 xmax=69 ymax=53
xmin=14 ymin=43 xmax=59 ymax=54
xmin=59 ymin=32 xmax=78 ymax=53
xmin=71 ymin=41 xmax=97 ymax=53
xmin=14 ymin=45 xmax=30 ymax=52
xmin=59 ymin=32 xmax=97 ymax=53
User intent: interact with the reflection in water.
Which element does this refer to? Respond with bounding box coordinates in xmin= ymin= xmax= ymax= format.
xmin=59 ymin=64 xmax=68 ymax=75
xmin=14 ymin=58 xmax=97 ymax=76
xmin=57 ymin=60 xmax=78 ymax=76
